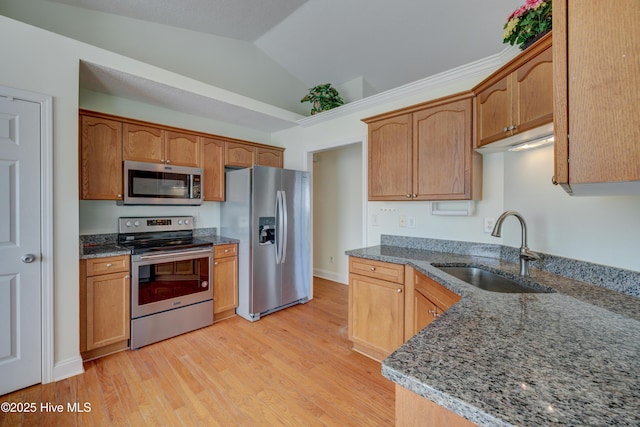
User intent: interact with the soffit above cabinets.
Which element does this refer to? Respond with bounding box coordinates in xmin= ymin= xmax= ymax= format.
xmin=79 ymin=61 xmax=304 ymax=133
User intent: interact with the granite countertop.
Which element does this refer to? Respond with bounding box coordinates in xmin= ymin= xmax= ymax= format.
xmin=79 ymin=230 xmax=239 ymax=259
xmin=346 ymin=244 xmax=640 ymax=427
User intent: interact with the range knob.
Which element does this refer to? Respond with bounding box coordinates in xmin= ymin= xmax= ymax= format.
xmin=178 ymin=219 xmax=184 ymax=225
xmin=125 ymin=220 xmax=132 ymax=227
xmin=133 ymin=220 xmax=140 ymax=227
xmin=184 ymin=219 xmax=190 ymax=225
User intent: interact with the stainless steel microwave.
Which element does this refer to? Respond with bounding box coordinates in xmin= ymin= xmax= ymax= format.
xmin=123 ymin=160 xmax=203 ymax=205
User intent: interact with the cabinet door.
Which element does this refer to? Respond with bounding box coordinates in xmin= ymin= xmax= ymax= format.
xmin=165 ymin=131 xmax=201 ymax=167
xmin=554 ymin=0 xmax=640 ymax=190
xmin=368 ymin=114 xmax=413 ymax=200
xmin=203 ymin=137 xmax=225 ymax=201
xmin=413 ymin=98 xmax=473 ymax=200
xmin=256 ymin=147 xmax=283 ymax=168
xmin=226 ymin=141 xmax=256 ymax=168
xmin=123 ymin=123 xmax=164 ymax=163
xmin=412 ymin=288 xmax=438 ymax=334
xmin=80 ymin=115 xmax=123 ymax=200
xmin=512 ymin=46 xmax=553 ymax=134
xmin=348 ymin=274 xmax=404 ymax=357
xmin=476 ymin=77 xmax=512 ymax=147
xmin=85 ymin=272 xmax=130 ymax=351
xmin=214 ymin=255 xmax=239 ymax=314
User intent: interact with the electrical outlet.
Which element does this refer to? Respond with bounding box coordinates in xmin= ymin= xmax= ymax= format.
xmin=329 ymin=256 xmax=334 ymax=264
xmin=372 ymin=213 xmax=379 ymax=226
xmin=484 ymin=217 xmax=496 ymax=233
xmin=408 ymin=216 xmax=416 ymax=228
xmin=399 ymin=215 xmax=407 ymax=227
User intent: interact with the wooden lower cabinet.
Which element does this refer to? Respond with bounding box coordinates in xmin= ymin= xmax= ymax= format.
xmin=348 ymin=257 xmax=405 ymax=362
xmin=213 ymin=244 xmax=238 ymax=322
xmin=396 ymin=384 xmax=477 ymax=427
xmin=80 ymin=255 xmax=131 ymax=360
xmin=408 ymin=269 xmax=461 ymax=338
xmin=348 ymin=257 xmax=461 ymax=361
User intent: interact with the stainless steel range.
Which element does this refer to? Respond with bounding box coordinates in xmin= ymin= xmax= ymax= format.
xmin=118 ymin=216 xmax=213 ymax=349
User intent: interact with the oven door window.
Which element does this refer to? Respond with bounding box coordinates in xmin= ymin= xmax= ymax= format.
xmin=136 ymin=255 xmax=210 ymax=306
xmin=129 ymin=169 xmax=190 ymax=199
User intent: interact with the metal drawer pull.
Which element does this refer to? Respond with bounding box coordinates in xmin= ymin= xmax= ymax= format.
xmin=370 ymin=267 xmax=375 ymax=271
xmin=397 ymin=288 xmax=402 ymax=293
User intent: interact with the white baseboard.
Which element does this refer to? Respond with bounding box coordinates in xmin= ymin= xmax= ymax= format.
xmin=313 ymin=268 xmax=348 ymax=285
xmin=53 ymin=355 xmax=84 ymax=382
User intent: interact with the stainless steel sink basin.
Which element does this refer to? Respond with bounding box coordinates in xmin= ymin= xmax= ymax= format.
xmin=434 ymin=266 xmax=554 ymax=294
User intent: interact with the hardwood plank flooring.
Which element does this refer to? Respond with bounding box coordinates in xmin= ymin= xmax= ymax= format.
xmin=0 ymin=277 xmax=395 ymax=426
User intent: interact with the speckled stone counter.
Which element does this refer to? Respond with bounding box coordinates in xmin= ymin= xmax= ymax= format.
xmin=346 ymin=243 xmax=640 ymax=427
xmin=79 ymin=229 xmax=239 ymax=259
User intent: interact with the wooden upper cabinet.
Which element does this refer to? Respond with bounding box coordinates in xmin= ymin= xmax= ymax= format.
xmin=553 ymin=0 xmax=640 ymax=195
xmin=80 ymin=115 xmax=123 ymax=200
xmin=225 ymin=140 xmax=285 ymax=169
xmin=364 ymin=92 xmax=480 ymax=201
xmin=256 ymin=147 xmax=284 ymax=168
xmin=164 ymin=131 xmax=201 ymax=167
xmin=202 ymin=137 xmax=225 ymax=201
xmin=367 ymin=114 xmax=413 ymax=200
xmin=123 ymin=124 xmax=202 ymax=167
xmin=123 ymin=123 xmax=164 ymax=163
xmin=475 ymin=32 xmax=552 ymax=147
xmin=225 ymin=141 xmax=256 ymax=168
xmin=413 ymin=98 xmax=474 ymax=200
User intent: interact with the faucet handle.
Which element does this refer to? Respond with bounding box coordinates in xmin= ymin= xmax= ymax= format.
xmin=520 ymin=247 xmax=539 ymax=261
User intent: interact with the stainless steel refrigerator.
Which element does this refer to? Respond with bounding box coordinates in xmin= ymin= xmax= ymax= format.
xmin=221 ymin=165 xmax=311 ymax=321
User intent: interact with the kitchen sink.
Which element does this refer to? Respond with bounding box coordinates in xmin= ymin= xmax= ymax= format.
xmin=434 ymin=265 xmax=554 ymax=294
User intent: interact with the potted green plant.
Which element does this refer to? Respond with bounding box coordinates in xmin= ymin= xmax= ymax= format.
xmin=300 ymin=83 xmax=344 ymax=115
xmin=503 ymin=0 xmax=552 ymax=50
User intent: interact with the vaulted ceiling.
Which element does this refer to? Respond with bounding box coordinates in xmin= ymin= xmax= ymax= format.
xmin=46 ymin=0 xmax=523 ymax=96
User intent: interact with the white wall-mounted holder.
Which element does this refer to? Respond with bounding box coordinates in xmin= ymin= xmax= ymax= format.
xmin=430 ymin=201 xmax=475 ymax=216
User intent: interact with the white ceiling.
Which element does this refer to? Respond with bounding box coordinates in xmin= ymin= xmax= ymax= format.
xmin=49 ymin=0 xmax=522 ymax=95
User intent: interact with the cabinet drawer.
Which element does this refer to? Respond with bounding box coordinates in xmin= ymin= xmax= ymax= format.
xmin=349 ymin=257 xmax=404 ymax=284
xmin=214 ymin=244 xmax=237 ymax=259
xmin=414 ymin=272 xmax=460 ymax=310
xmin=85 ymin=255 xmax=130 ymax=276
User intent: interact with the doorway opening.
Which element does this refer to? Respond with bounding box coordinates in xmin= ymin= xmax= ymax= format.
xmin=310 ymin=142 xmax=364 ymax=286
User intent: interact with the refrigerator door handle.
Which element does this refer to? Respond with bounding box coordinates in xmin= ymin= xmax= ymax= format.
xmin=275 ymin=190 xmax=284 ymax=264
xmin=280 ymin=190 xmax=288 ymax=264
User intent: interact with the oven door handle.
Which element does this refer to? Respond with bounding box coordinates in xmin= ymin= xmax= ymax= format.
xmin=134 ymin=248 xmax=213 ymax=261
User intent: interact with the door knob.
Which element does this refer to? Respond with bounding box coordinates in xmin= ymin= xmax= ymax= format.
xmin=21 ymin=254 xmax=36 ymax=263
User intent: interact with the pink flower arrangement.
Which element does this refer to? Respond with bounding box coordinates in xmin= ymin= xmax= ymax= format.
xmin=503 ymin=0 xmax=552 ymax=50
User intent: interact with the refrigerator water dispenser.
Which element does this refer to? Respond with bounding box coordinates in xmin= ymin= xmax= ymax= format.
xmin=258 ymin=216 xmax=275 ymax=245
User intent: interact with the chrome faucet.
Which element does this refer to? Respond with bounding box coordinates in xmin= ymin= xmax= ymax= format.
xmin=491 ymin=210 xmax=539 ymax=276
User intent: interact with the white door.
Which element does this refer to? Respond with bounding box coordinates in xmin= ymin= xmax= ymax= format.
xmin=0 ymin=96 xmax=42 ymax=394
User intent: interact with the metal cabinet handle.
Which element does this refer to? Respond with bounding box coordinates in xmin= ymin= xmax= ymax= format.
xmin=224 ymin=249 xmax=229 ymax=253
xmin=397 ymin=288 xmax=402 ymax=293
xmin=165 ymin=159 xmax=171 ymax=164
xmin=124 ymin=275 xmax=130 ymax=279
xmin=503 ymin=127 xmax=509 ymax=132
xmin=21 ymin=254 xmax=36 ymax=263
xmin=106 ymin=263 xmax=113 ymax=267
xmin=551 ymin=176 xmax=558 ymax=185
xmin=406 ymin=194 xmax=411 ymax=198
xmin=370 ymin=267 xmax=375 ymax=271
xmin=214 ymin=262 xmax=219 ymax=265
xmin=413 ymin=194 xmax=417 ymax=198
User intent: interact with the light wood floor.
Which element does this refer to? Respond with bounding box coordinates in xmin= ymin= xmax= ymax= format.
xmin=0 ymin=277 xmax=395 ymax=426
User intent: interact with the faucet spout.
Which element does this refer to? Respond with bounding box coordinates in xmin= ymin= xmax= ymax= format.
xmin=491 ymin=210 xmax=539 ymax=276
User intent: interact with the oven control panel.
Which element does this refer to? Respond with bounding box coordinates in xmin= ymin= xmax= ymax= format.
xmin=118 ymin=216 xmax=194 ymax=233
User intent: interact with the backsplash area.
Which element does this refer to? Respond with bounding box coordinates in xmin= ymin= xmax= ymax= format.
xmin=381 ymin=235 xmax=640 ymax=297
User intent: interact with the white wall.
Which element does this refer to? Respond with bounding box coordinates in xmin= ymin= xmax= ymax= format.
xmin=0 ymin=0 xmax=309 ymax=114
xmin=312 ymin=144 xmax=363 ymax=284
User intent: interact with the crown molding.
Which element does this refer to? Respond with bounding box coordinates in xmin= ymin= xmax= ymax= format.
xmin=297 ymin=45 xmax=520 ymax=128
